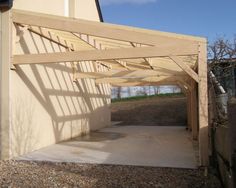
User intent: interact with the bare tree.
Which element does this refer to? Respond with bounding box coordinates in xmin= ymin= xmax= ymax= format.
xmin=127 ymin=87 xmax=132 ymax=97
xmin=111 ymin=87 xmax=122 ymax=99
xmin=142 ymin=86 xmax=148 ymax=96
xmin=117 ymin=87 xmax=122 ymax=99
xmin=154 ymin=86 xmax=159 ymax=94
xmin=209 ymin=36 xmax=236 ymax=65
xmin=208 ymin=36 xmax=236 ymax=96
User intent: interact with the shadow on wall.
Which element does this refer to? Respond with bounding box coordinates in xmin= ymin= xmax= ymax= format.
xmin=11 ymin=98 xmax=39 ymax=156
xmin=10 ymin=25 xmax=111 ymax=157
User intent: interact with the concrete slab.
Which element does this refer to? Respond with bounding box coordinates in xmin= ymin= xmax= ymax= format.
xmin=17 ymin=126 xmax=197 ymax=169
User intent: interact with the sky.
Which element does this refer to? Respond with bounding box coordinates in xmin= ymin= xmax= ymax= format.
xmin=99 ymin=0 xmax=236 ymax=43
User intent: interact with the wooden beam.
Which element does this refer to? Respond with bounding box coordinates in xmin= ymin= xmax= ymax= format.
xmin=186 ymin=92 xmax=191 ymax=131
xmin=126 ymin=61 xmax=151 ymax=70
xmin=106 ymin=81 xmax=180 ymax=87
xmin=95 ymin=76 xmax=184 ymax=84
xmin=176 ymin=82 xmax=189 ymax=93
xmin=74 ymin=33 xmax=129 ymax=70
xmin=12 ymin=9 xmax=204 ymax=46
xmin=76 ymin=70 xmax=186 ymax=79
xmin=0 ymin=10 xmax=11 ymax=159
xmin=178 ymin=79 xmax=192 ymax=90
xmin=130 ymin=42 xmax=154 ymax=69
xmin=18 ymin=25 xmax=70 ymax=49
xmin=198 ymin=42 xmax=209 ymax=166
xmin=169 ymin=55 xmax=199 ymax=83
xmin=13 ymin=45 xmax=198 ymax=65
xmin=115 ymin=60 xmax=130 ymax=70
xmin=190 ymin=80 xmax=198 ymax=140
xmin=177 ymin=83 xmax=191 ymax=130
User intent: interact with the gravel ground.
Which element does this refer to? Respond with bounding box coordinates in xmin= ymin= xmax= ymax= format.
xmin=0 ymin=160 xmax=221 ymax=188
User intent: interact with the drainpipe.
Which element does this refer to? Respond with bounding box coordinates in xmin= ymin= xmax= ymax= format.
xmin=209 ymin=71 xmax=226 ymax=94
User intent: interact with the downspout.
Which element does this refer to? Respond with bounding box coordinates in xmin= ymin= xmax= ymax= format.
xmin=209 ymin=71 xmax=226 ymax=94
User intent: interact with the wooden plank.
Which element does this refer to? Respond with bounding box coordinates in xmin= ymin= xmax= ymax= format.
xmin=74 ymin=33 xmax=130 ymax=70
xmin=0 ymin=10 xmax=11 ymax=159
xmin=170 ymin=55 xmax=199 ymax=83
xmin=176 ymin=82 xmax=192 ymax=131
xmin=187 ymin=92 xmax=191 ymax=131
xmin=13 ymin=45 xmax=198 ymax=65
xmin=190 ymin=80 xmax=198 ymax=140
xmin=76 ymin=70 xmax=186 ymax=79
xmin=95 ymin=76 xmax=184 ymax=84
xmin=12 ymin=9 xmax=204 ymax=46
xmin=107 ymin=81 xmax=179 ymax=87
xmin=19 ymin=25 xmax=71 ymax=49
xmin=198 ymin=42 xmax=209 ymax=166
xmin=178 ymin=79 xmax=192 ymax=90
xmin=130 ymin=42 xmax=154 ymax=69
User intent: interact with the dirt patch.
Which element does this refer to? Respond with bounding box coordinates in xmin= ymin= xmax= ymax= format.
xmin=111 ymin=96 xmax=187 ymax=126
xmin=0 ymin=161 xmax=221 ymax=188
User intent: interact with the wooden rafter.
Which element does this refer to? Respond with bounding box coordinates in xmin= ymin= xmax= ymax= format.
xmin=73 ymin=33 xmax=130 ymax=70
xmin=12 ymin=9 xmax=205 ymax=47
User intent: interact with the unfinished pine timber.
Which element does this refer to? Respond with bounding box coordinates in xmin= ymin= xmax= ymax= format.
xmin=12 ymin=9 xmax=205 ymax=46
xmin=10 ymin=8 xmax=209 ymax=166
xmin=13 ymin=45 xmax=198 ymax=65
xmin=198 ymin=42 xmax=209 ymax=166
xmin=177 ymin=83 xmax=191 ymax=130
xmin=187 ymin=92 xmax=191 ymax=131
xmin=0 ymin=9 xmax=11 ymax=159
xmin=169 ymin=55 xmax=199 ymax=83
xmin=190 ymin=80 xmax=198 ymax=140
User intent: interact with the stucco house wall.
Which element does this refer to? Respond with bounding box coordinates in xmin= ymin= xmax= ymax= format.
xmin=10 ymin=0 xmax=111 ymax=158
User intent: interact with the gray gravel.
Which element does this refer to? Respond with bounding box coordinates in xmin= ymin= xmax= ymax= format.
xmin=0 ymin=160 xmax=221 ymax=188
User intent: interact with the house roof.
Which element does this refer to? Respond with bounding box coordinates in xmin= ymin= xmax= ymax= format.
xmin=95 ymin=0 xmax=103 ymax=22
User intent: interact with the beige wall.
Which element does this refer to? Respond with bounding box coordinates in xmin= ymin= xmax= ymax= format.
xmin=13 ymin=0 xmax=101 ymax=21
xmin=10 ymin=0 xmax=110 ymax=158
xmin=71 ymin=0 xmax=101 ymax=21
xmin=13 ymin=0 xmax=66 ymax=16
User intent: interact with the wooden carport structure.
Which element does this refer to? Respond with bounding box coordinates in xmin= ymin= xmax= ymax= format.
xmin=2 ymin=9 xmax=208 ymax=166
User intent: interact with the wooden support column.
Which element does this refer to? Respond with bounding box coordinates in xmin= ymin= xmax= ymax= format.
xmin=187 ymin=92 xmax=192 ymax=131
xmin=177 ymin=83 xmax=191 ymax=131
xmin=198 ymin=42 xmax=209 ymax=166
xmin=0 ymin=10 xmax=12 ymax=159
xmin=191 ymin=80 xmax=198 ymax=140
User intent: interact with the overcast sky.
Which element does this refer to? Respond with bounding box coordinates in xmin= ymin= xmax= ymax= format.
xmin=99 ymin=0 xmax=236 ymax=43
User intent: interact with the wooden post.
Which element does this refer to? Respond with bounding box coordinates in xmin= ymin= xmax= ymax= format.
xmin=198 ymin=42 xmax=209 ymax=166
xmin=0 ymin=9 xmax=11 ymax=159
xmin=178 ymin=84 xmax=191 ymax=130
xmin=191 ymin=80 xmax=198 ymax=140
xmin=186 ymin=92 xmax=191 ymax=130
